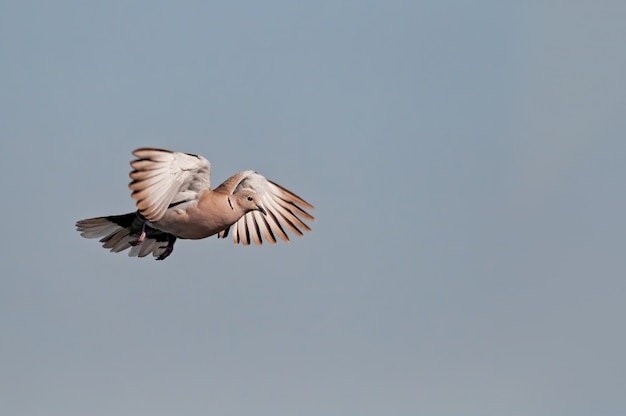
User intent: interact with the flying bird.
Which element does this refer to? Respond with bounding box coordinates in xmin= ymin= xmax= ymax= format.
xmin=76 ymin=148 xmax=314 ymax=260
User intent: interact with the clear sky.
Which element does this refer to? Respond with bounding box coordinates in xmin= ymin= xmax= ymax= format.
xmin=1 ymin=1 xmax=625 ymax=415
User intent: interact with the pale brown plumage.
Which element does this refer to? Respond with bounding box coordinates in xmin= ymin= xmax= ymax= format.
xmin=76 ymin=148 xmax=314 ymax=260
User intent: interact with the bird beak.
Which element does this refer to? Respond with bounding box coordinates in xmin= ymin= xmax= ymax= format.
xmin=257 ymin=205 xmax=267 ymax=215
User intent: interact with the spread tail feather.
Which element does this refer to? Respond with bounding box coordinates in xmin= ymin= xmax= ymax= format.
xmin=76 ymin=213 xmax=177 ymax=260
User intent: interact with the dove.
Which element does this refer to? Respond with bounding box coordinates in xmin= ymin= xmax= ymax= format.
xmin=76 ymin=148 xmax=314 ymax=260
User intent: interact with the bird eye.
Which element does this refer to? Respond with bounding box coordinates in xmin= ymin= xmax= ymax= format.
xmin=247 ymin=196 xmax=253 ymax=201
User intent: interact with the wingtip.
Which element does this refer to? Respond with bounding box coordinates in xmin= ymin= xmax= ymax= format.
xmin=131 ymin=147 xmax=173 ymax=157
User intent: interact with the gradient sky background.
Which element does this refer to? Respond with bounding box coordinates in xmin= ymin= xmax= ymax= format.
xmin=2 ymin=1 xmax=626 ymax=415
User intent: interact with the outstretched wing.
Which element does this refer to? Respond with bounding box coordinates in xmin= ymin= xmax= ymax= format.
xmin=217 ymin=171 xmax=315 ymax=245
xmin=129 ymin=148 xmax=212 ymax=222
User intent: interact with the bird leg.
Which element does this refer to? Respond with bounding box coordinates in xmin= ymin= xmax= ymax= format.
xmin=156 ymin=236 xmax=176 ymax=261
xmin=129 ymin=220 xmax=150 ymax=246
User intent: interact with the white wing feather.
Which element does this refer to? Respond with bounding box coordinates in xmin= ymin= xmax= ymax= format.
xmin=129 ymin=148 xmax=211 ymax=222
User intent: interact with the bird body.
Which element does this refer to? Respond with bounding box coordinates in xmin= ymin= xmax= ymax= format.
xmin=76 ymin=148 xmax=314 ymax=260
xmin=149 ymin=187 xmax=248 ymax=239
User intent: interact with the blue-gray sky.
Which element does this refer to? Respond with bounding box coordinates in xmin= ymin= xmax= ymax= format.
xmin=2 ymin=1 xmax=625 ymax=415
